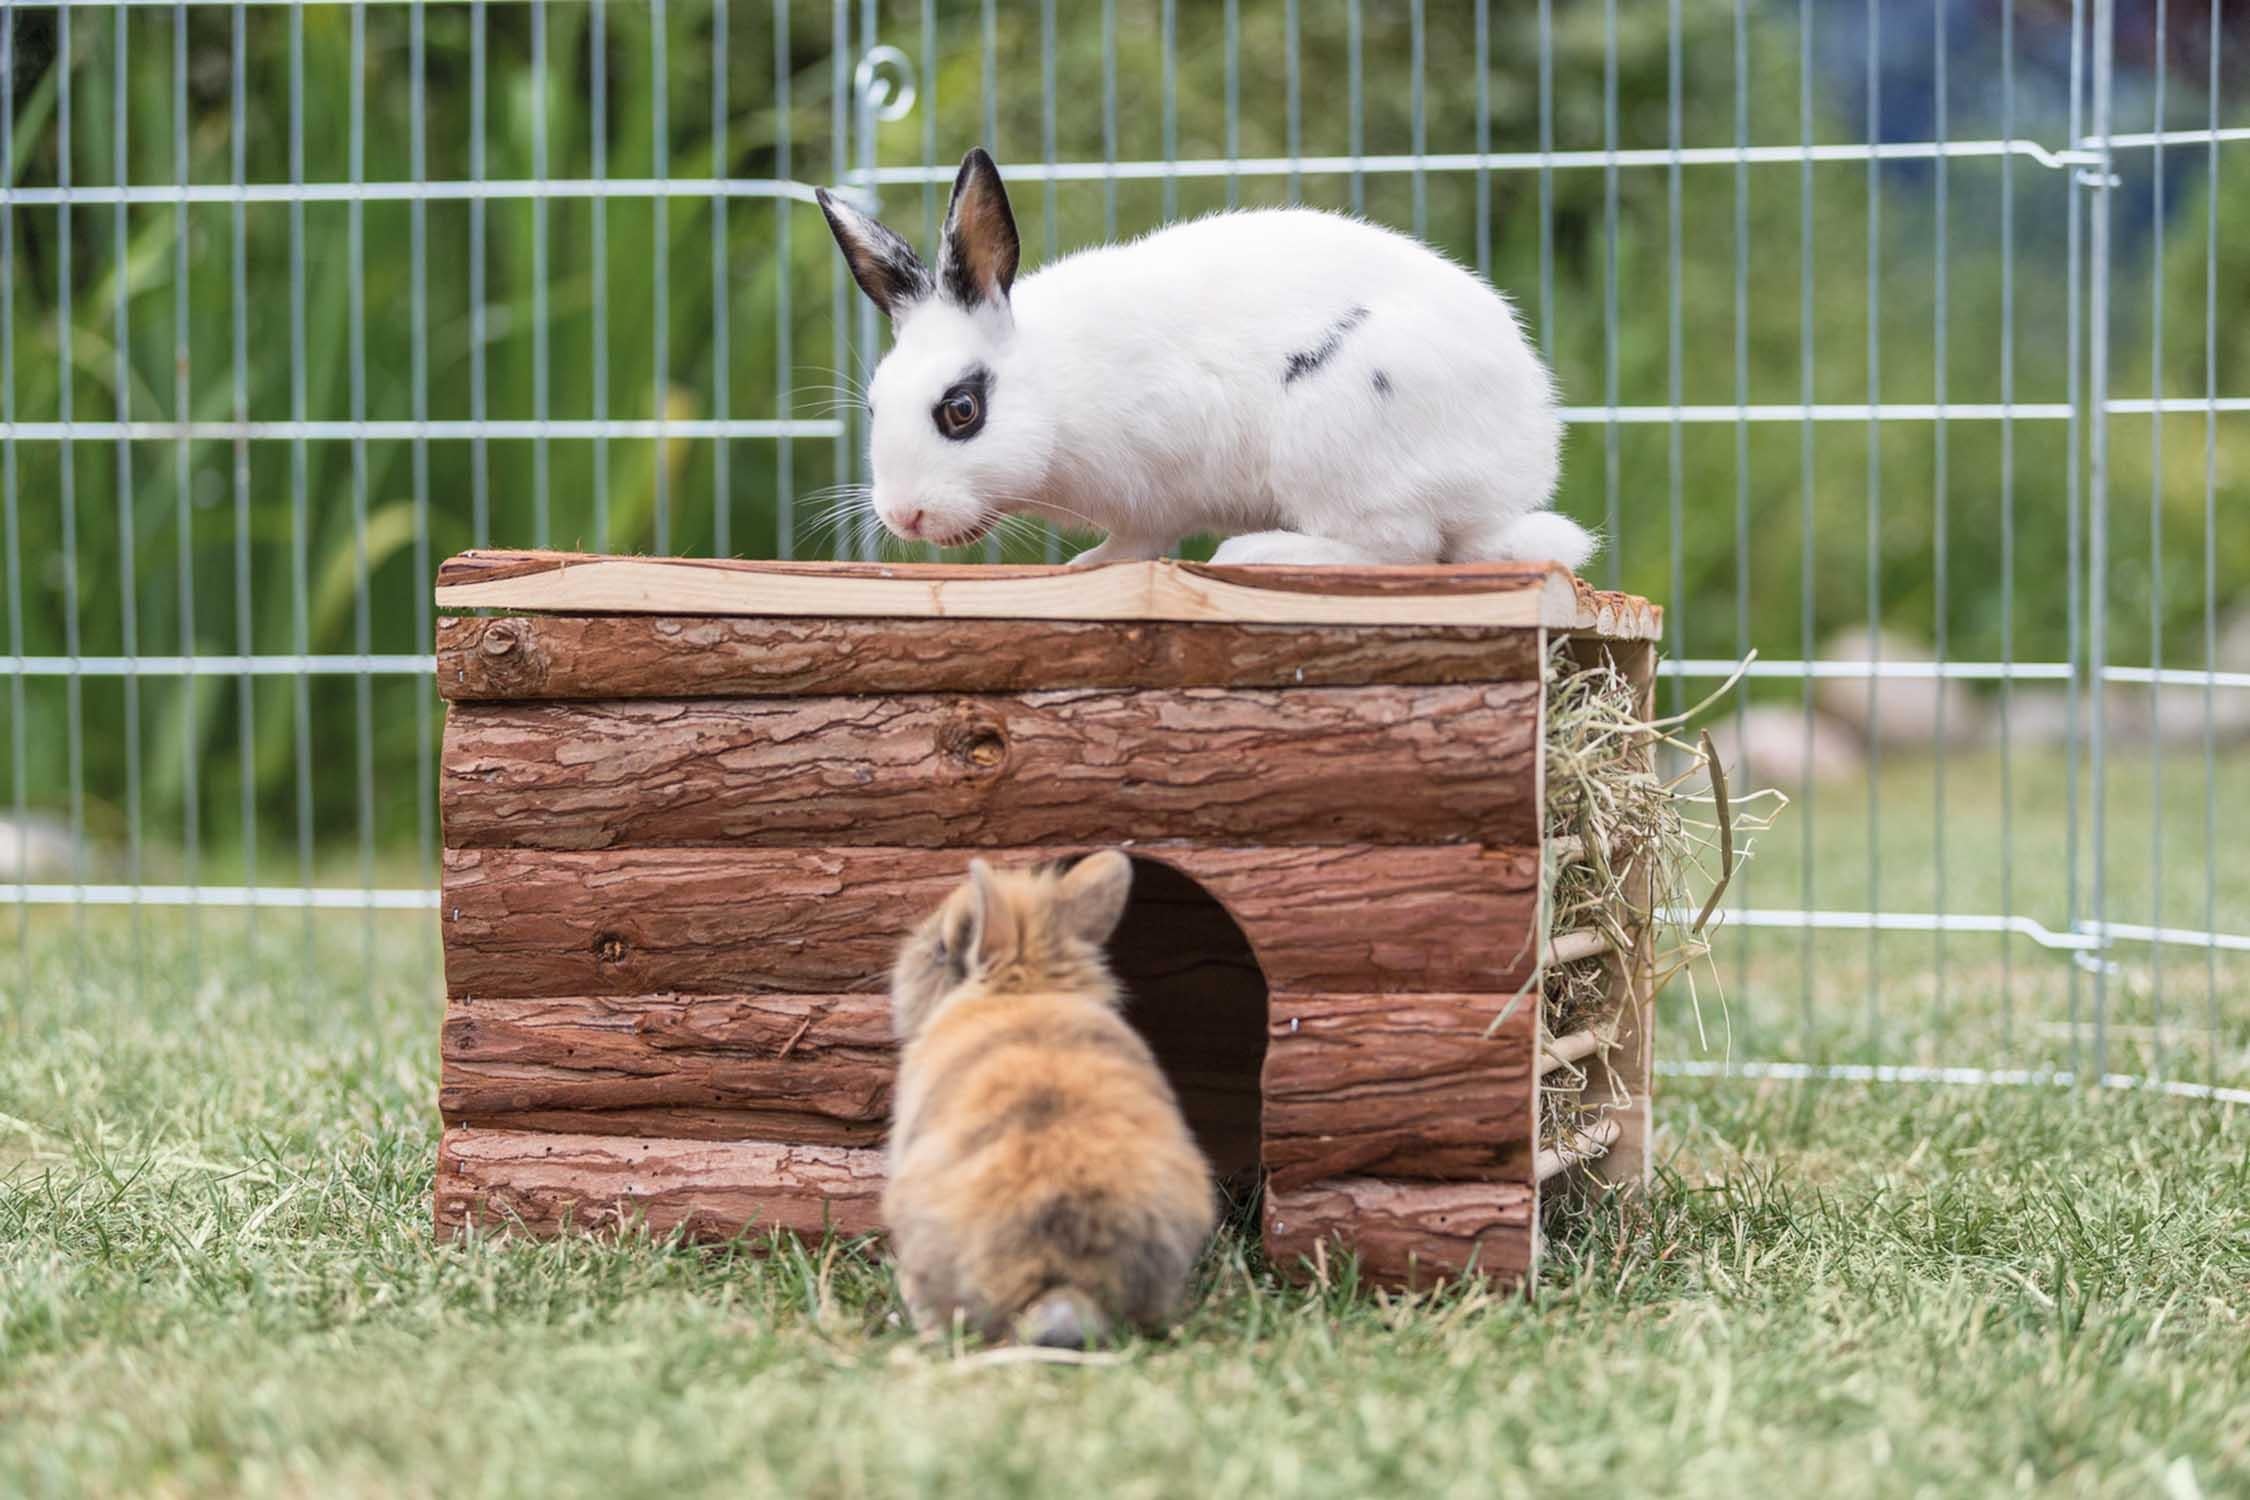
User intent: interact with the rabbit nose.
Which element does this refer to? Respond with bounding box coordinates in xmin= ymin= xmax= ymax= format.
xmin=899 ymin=509 xmax=926 ymax=538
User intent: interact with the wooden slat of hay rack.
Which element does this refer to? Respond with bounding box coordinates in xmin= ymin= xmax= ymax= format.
xmin=432 ymin=551 xmax=1660 ymax=1292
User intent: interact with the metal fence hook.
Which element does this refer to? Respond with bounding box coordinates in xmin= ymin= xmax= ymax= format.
xmin=854 ymin=44 xmax=918 ymax=125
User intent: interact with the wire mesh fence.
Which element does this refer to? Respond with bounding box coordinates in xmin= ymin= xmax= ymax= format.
xmin=0 ymin=0 xmax=2243 ymax=1100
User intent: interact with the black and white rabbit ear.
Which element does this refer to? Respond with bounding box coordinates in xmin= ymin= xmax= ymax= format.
xmin=815 ymin=188 xmax=933 ymax=321
xmin=938 ymin=149 xmax=1020 ymax=310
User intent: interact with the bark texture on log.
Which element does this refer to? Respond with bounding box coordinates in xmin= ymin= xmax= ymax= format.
xmin=1262 ymin=1176 xmax=1536 ymax=1288
xmin=439 ymin=993 xmax=895 ymax=1144
xmin=435 ymin=613 xmax=1546 ymax=701
xmin=1260 ymin=992 xmax=1537 ymax=1190
xmin=441 ymin=843 xmax=1541 ymax=999
xmin=433 ymin=1128 xmax=888 ymax=1241
xmin=439 ymin=683 xmax=1542 ymax=852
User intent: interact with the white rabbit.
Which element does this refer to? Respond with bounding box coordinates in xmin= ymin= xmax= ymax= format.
xmin=815 ymin=149 xmax=1594 ymax=570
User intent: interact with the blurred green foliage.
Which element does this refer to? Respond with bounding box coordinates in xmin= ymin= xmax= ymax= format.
xmin=0 ymin=0 xmax=2241 ymax=865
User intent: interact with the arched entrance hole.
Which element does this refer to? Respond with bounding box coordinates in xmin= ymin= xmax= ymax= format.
xmin=1103 ymin=856 xmax=1270 ymax=1194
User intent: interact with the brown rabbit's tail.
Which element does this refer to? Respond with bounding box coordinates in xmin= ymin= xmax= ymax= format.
xmin=1014 ymin=1287 xmax=1108 ymax=1350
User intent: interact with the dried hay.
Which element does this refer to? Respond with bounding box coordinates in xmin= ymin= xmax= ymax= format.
xmin=1535 ymin=639 xmax=1785 ymax=1165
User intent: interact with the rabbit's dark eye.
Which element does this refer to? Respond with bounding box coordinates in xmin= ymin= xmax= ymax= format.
xmin=932 ymin=368 xmax=990 ymax=442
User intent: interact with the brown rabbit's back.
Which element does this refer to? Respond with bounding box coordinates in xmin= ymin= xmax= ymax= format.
xmin=885 ymin=986 xmax=1217 ymax=1341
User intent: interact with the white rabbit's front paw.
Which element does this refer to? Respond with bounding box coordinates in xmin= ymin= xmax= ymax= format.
xmin=1209 ymin=530 xmax=1388 ymax=566
xmin=1067 ymin=534 xmax=1171 ymax=567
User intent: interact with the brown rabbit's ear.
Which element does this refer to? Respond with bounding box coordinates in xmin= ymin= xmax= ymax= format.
xmin=1055 ymin=851 xmax=1133 ymax=947
xmin=964 ymin=858 xmax=1022 ymax=972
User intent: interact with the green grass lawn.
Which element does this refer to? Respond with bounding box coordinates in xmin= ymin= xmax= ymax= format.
xmin=4 ymin=749 xmax=2249 ymax=1497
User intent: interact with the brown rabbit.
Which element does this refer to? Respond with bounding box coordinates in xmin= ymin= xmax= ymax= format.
xmin=884 ymin=851 xmax=1217 ymax=1348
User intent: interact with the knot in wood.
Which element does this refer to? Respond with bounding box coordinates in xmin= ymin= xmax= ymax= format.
xmin=472 ymin=618 xmax=547 ymax=696
xmin=938 ymin=714 xmax=1010 ymax=776
xmin=592 ymin=931 xmax=631 ymax=965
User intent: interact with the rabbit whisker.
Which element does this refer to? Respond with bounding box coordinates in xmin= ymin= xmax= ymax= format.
xmin=1000 ymin=498 xmax=1108 ymax=539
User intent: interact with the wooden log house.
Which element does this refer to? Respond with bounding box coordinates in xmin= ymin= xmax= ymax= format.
xmin=430 ymin=551 xmax=1661 ymax=1290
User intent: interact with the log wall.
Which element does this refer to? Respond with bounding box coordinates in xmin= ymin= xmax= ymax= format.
xmin=436 ymin=614 xmax=1549 ymax=700
xmin=439 ymin=843 xmax=1543 ymax=1000
xmin=1262 ymin=1177 xmax=1538 ymax=1287
xmin=439 ymin=992 xmax=895 ymax=1144
xmin=435 ymin=926 xmax=1543 ymax=1190
xmin=440 ymin=683 xmax=1541 ymax=851
xmin=434 ymin=1129 xmax=887 ymax=1241
xmin=1261 ymin=993 xmax=1538 ymax=1190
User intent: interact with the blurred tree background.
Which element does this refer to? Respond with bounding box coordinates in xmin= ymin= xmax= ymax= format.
xmin=0 ymin=0 xmax=2243 ymax=878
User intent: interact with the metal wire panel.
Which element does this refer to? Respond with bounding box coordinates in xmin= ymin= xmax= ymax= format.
xmin=0 ymin=0 xmax=2240 ymax=1098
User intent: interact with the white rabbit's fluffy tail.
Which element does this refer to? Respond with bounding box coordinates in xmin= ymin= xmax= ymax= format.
xmin=1460 ymin=509 xmax=1599 ymax=572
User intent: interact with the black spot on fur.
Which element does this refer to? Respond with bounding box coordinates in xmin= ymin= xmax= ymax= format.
xmin=1283 ymin=305 xmax=1371 ymax=386
xmin=1371 ymin=369 xmax=1393 ymax=397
